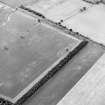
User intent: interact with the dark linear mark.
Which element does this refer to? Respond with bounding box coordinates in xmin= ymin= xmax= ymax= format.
xmin=82 ymin=0 xmax=101 ymax=4
xmin=20 ymin=5 xmax=45 ymax=19
xmin=14 ymin=40 xmax=88 ymax=105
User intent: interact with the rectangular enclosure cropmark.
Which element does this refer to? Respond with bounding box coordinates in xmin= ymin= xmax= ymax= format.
xmin=0 ymin=7 xmax=87 ymax=104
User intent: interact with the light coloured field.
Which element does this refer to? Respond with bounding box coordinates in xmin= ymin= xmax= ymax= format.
xmin=63 ymin=4 xmax=105 ymax=45
xmin=0 ymin=0 xmax=39 ymax=7
xmin=27 ymin=0 xmax=91 ymax=22
xmin=26 ymin=0 xmax=105 ymax=45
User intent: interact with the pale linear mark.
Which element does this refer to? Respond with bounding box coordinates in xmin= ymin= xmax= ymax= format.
xmin=1 ymin=9 xmax=16 ymax=26
xmin=59 ymin=4 xmax=93 ymax=23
